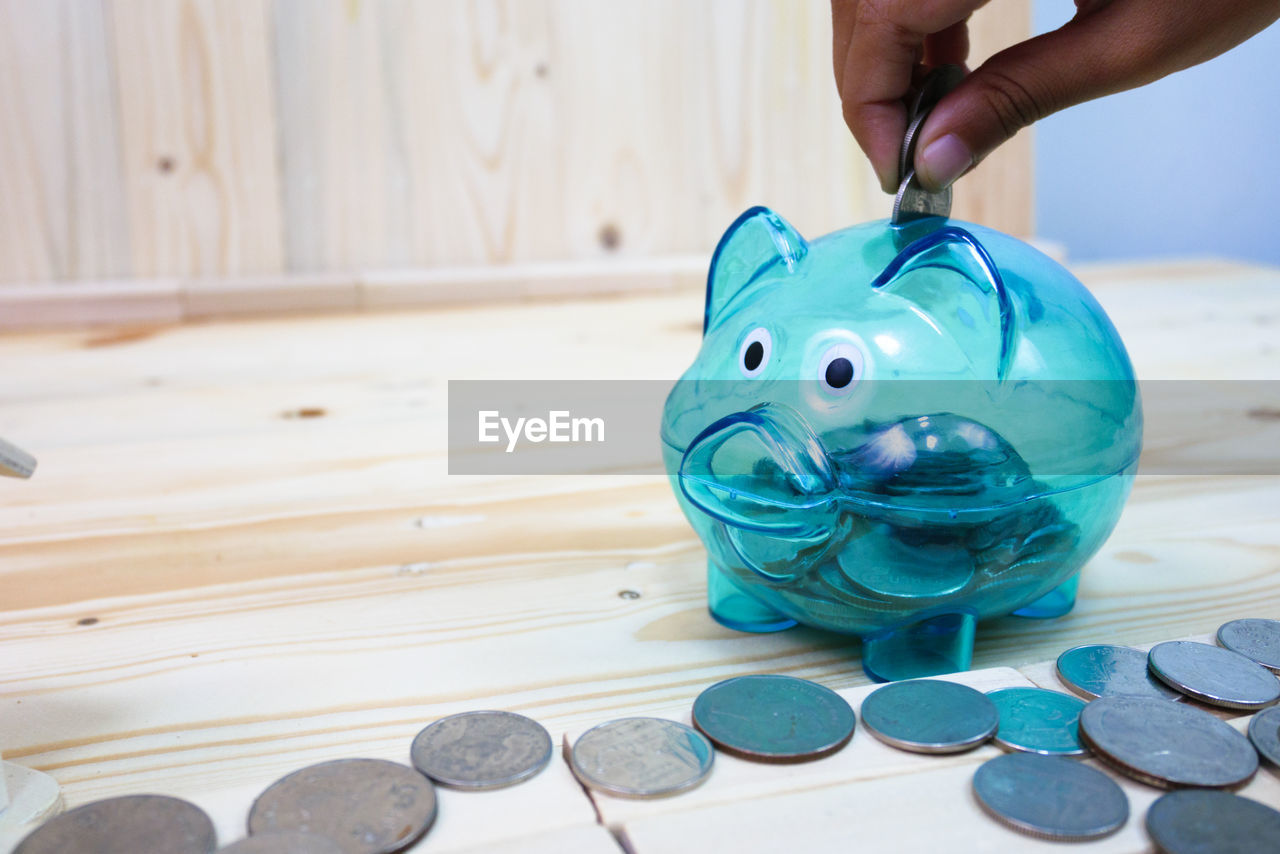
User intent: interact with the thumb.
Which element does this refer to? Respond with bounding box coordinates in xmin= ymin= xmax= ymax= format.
xmin=912 ymin=2 xmax=1179 ymax=191
xmin=912 ymin=54 xmax=1060 ymax=192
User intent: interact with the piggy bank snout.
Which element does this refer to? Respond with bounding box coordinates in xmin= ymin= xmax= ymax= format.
xmin=678 ymin=403 xmax=838 ymax=538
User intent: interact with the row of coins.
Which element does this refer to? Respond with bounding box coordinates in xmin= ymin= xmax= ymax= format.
xmin=564 ymin=618 xmax=1280 ymax=850
xmin=14 ymin=710 xmax=555 ymax=853
xmin=13 ymin=618 xmax=1280 ymax=852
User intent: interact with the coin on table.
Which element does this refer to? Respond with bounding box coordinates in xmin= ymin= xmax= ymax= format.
xmin=247 ymin=758 xmax=436 ymax=854
xmin=1146 ymin=789 xmax=1280 ymax=853
xmin=1055 ymin=643 xmax=1182 ymax=701
xmin=1248 ymin=704 xmax=1280 ymax=767
xmin=1147 ymin=640 xmax=1280 ymax=710
xmin=1218 ymin=618 xmax=1280 ymax=673
xmin=0 ymin=435 xmax=37 ymax=478
xmin=15 ymin=794 xmax=216 ymax=854
xmin=570 ymin=717 xmax=713 ymax=798
xmin=986 ymin=687 xmax=1088 ymax=756
xmin=972 ymin=752 xmax=1128 ymax=841
xmin=1078 ymin=695 xmax=1258 ymax=788
xmin=691 ymin=674 xmax=856 ymax=762
xmin=860 ymin=679 xmax=998 ymax=754
xmin=410 ymin=710 xmax=552 ymax=790
xmin=219 ymin=832 xmax=344 ymax=853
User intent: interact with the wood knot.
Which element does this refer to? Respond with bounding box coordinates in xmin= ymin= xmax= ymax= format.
xmin=598 ymin=223 xmax=621 ymax=251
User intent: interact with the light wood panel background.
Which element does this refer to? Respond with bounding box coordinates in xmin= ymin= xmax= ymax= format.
xmin=0 ymin=0 xmax=1032 ymax=290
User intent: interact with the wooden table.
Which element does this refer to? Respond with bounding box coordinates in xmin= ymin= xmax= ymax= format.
xmin=1 ymin=260 xmax=1278 ymax=852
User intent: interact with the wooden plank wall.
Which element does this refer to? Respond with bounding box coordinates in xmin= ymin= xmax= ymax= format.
xmin=0 ymin=0 xmax=1030 ymax=291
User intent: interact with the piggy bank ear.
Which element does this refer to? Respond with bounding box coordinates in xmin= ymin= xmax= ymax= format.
xmin=704 ymin=207 xmax=807 ymax=334
xmin=872 ymin=226 xmax=1015 ymax=380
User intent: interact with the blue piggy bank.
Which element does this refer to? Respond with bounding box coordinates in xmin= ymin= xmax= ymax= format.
xmin=661 ymin=208 xmax=1142 ymax=681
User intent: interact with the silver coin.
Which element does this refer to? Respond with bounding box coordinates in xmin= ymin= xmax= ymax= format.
xmin=248 ymin=758 xmax=436 ymax=854
xmin=891 ymin=64 xmax=964 ymax=224
xmin=1248 ymin=704 xmax=1280 ymax=767
xmin=905 ymin=64 xmax=966 ymax=127
xmin=1218 ymin=618 xmax=1280 ymax=673
xmin=1078 ymin=695 xmax=1258 ymax=788
xmin=570 ymin=717 xmax=713 ymax=798
xmin=891 ymin=170 xmax=952 ymax=224
xmin=986 ymin=687 xmax=1088 ymax=756
xmin=219 ymin=832 xmax=344 ymax=853
xmin=1055 ymin=643 xmax=1182 ymax=701
xmin=1146 ymin=789 xmax=1280 ymax=853
xmin=0 ymin=435 xmax=37 ymax=478
xmin=1148 ymin=640 xmax=1280 ymax=710
xmin=15 ymin=794 xmax=216 ymax=854
xmin=691 ymin=675 xmax=855 ymax=762
xmin=899 ymin=65 xmax=965 ymax=184
xmin=860 ymin=679 xmax=998 ymax=754
xmin=898 ymin=112 xmax=928 ymax=187
xmin=410 ymin=710 xmax=552 ymax=790
xmin=973 ymin=752 xmax=1128 ymax=841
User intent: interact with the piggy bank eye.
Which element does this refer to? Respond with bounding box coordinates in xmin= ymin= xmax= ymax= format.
xmin=739 ymin=328 xmax=772 ymax=378
xmin=818 ymin=343 xmax=864 ymax=395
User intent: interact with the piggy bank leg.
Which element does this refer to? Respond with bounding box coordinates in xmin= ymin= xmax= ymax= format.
xmin=861 ymin=611 xmax=977 ymax=682
xmin=707 ymin=561 xmax=796 ymax=633
xmin=1011 ymin=574 xmax=1079 ymax=619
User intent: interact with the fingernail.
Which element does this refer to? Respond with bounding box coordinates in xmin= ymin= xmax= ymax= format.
xmin=919 ymin=134 xmax=974 ymax=191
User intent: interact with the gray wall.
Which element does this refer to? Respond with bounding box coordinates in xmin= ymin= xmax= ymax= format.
xmin=1033 ymin=2 xmax=1280 ymax=265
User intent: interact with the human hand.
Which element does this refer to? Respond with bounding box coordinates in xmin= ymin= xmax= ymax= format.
xmin=832 ymin=0 xmax=1280 ymax=193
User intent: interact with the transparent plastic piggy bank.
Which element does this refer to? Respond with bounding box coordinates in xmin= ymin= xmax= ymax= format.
xmin=661 ymin=208 xmax=1142 ymax=681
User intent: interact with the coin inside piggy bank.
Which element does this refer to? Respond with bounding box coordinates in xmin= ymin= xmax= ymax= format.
xmin=661 ymin=208 xmax=1142 ymax=681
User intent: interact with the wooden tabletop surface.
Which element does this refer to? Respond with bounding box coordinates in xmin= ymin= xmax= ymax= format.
xmin=1 ymin=259 xmax=1278 ymax=852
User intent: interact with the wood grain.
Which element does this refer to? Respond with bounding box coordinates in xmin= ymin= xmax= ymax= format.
xmin=0 ymin=260 xmax=1276 ymax=851
xmin=0 ymin=0 xmax=1032 ymax=287
xmin=0 ymin=0 xmax=130 ymax=281
xmin=0 ymin=257 xmax=711 ymax=329
xmin=271 ymin=0 xmax=394 ymax=271
xmin=445 ymin=824 xmax=622 ymax=854
xmin=109 ymin=0 xmax=285 ymax=278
